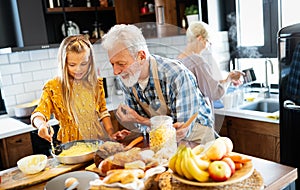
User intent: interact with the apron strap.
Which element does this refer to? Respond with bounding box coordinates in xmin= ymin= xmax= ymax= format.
xmin=133 ymin=56 xmax=171 ymax=117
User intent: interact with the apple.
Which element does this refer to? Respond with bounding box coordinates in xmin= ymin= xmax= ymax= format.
xmin=217 ymin=137 xmax=233 ymax=154
xmin=205 ymin=139 xmax=227 ymax=160
xmin=221 ymin=157 xmax=236 ymax=175
xmin=208 ymin=160 xmax=232 ymax=182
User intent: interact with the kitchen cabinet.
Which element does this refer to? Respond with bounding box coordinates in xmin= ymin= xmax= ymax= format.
xmin=43 ymin=2 xmax=116 ymax=44
xmin=218 ymin=116 xmax=280 ymax=163
xmin=16 ymin=0 xmax=116 ymax=47
xmin=0 ymin=132 xmax=33 ymax=169
xmin=114 ymin=0 xmax=177 ymax=25
xmin=114 ymin=0 xmax=156 ymax=24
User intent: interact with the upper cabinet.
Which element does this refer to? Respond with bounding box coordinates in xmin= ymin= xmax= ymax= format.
xmin=17 ymin=0 xmax=116 ymax=48
xmin=0 ymin=0 xmax=187 ymax=53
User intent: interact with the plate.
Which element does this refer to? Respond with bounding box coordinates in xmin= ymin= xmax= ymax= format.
xmin=45 ymin=171 xmax=99 ymax=190
xmin=171 ymin=161 xmax=254 ymax=187
xmin=62 ymin=21 xmax=80 ymax=36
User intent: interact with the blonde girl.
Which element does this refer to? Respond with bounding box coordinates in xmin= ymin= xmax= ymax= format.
xmin=31 ymin=34 xmax=130 ymax=143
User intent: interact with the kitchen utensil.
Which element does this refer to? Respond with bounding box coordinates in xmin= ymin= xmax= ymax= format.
xmin=61 ymin=21 xmax=80 ymax=37
xmin=48 ymin=126 xmax=55 ymax=154
xmin=51 ymin=140 xmax=103 ymax=164
xmin=150 ymin=98 xmax=161 ymax=111
xmin=181 ymin=112 xmax=198 ymax=128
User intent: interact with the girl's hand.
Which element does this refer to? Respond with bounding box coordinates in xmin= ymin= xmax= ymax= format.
xmin=111 ymin=129 xmax=131 ymax=141
xmin=38 ymin=124 xmax=53 ymax=142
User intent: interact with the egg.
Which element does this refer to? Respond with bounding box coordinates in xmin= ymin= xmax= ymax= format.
xmin=64 ymin=177 xmax=79 ymax=189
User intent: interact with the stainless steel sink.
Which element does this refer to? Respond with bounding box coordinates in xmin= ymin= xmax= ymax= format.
xmin=240 ymin=99 xmax=279 ymax=113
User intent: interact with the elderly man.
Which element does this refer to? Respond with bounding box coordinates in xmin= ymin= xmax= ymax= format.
xmin=101 ymin=24 xmax=214 ymax=143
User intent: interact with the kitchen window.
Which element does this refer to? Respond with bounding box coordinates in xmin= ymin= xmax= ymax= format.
xmin=235 ymin=0 xmax=278 ymax=58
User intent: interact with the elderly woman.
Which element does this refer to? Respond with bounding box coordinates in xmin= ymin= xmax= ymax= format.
xmin=178 ymin=21 xmax=244 ymax=102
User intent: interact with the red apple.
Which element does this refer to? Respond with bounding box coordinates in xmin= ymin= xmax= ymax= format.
xmin=208 ymin=160 xmax=232 ymax=182
xmin=222 ymin=157 xmax=236 ymax=175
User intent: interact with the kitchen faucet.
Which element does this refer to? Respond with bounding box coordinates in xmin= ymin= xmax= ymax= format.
xmin=264 ymin=58 xmax=274 ymax=98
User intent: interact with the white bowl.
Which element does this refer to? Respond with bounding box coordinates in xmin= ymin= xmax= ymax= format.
xmin=17 ymin=154 xmax=47 ymax=174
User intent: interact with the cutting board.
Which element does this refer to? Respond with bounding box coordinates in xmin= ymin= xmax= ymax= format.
xmin=0 ymin=158 xmax=88 ymax=190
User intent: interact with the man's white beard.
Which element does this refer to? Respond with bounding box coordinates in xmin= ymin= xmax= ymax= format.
xmin=120 ymin=71 xmax=140 ymax=87
xmin=119 ymin=60 xmax=142 ymax=87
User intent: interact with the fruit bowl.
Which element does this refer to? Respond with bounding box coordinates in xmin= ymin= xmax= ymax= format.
xmin=17 ymin=154 xmax=48 ymax=174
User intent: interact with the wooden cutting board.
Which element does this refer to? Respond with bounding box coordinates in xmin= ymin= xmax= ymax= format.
xmin=0 ymin=158 xmax=88 ymax=190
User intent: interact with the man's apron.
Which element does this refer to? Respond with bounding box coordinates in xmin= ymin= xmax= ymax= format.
xmin=133 ymin=56 xmax=215 ymax=144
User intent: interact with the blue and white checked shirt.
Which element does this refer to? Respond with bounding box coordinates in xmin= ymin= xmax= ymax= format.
xmin=119 ymin=54 xmax=214 ymax=136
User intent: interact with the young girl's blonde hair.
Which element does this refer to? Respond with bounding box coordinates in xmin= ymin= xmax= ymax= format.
xmin=57 ymin=34 xmax=100 ymax=124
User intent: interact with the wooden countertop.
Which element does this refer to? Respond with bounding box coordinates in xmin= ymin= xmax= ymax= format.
xmin=3 ymin=152 xmax=295 ymax=190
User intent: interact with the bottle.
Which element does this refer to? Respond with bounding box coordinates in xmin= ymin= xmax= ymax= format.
xmin=87 ymin=0 xmax=91 ymax=7
xmin=149 ymin=115 xmax=177 ymax=159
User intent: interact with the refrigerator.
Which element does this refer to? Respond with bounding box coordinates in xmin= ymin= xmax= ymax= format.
xmin=278 ymin=23 xmax=300 ymax=189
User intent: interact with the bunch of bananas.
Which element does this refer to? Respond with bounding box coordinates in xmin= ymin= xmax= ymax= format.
xmin=168 ymin=145 xmax=211 ymax=182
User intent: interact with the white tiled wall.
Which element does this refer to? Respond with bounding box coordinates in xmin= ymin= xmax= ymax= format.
xmin=0 ymin=34 xmax=231 ymax=116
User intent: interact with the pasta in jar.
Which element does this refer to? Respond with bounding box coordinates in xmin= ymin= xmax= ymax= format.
xmin=149 ymin=116 xmax=177 ymax=159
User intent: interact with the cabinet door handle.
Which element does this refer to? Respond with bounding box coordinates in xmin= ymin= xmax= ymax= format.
xmin=15 ymin=139 xmax=23 ymax=143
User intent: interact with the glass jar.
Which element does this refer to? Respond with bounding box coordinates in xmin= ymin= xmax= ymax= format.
xmin=149 ymin=115 xmax=177 ymax=158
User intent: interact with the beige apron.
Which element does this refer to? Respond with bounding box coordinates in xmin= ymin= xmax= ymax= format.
xmin=133 ymin=56 xmax=215 ymax=144
xmin=132 ymin=56 xmax=171 ymax=117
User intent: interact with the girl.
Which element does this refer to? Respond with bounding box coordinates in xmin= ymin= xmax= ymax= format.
xmin=31 ymin=34 xmax=130 ymax=143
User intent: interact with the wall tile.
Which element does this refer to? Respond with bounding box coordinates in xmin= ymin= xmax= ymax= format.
xmin=29 ymin=49 xmax=49 ymax=61
xmin=0 ymin=54 xmax=9 ymax=64
xmin=15 ymin=92 xmax=36 ymax=104
xmin=2 ymin=84 xmax=24 ymax=96
xmin=21 ymin=61 xmax=42 ymax=72
xmin=12 ymin=72 xmax=33 ymax=84
xmin=0 ymin=64 xmax=21 ymax=75
xmin=9 ymin=51 xmax=30 ymax=63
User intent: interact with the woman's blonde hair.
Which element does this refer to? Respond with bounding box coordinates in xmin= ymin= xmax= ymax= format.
xmin=186 ymin=21 xmax=210 ymax=43
xmin=57 ymin=34 xmax=100 ymax=123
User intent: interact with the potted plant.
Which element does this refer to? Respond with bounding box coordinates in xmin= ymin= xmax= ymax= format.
xmin=185 ymin=5 xmax=199 ymax=25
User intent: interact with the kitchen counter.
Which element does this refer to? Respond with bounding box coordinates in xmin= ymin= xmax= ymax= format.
xmin=0 ymin=116 xmax=35 ymax=139
xmin=4 ymin=152 xmax=297 ymax=190
xmin=214 ymin=93 xmax=280 ymax=124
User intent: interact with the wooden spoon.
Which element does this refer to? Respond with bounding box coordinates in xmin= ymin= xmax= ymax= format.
xmin=181 ymin=113 xmax=198 ymax=128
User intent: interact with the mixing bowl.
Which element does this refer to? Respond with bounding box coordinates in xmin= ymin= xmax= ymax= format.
xmin=17 ymin=154 xmax=47 ymax=174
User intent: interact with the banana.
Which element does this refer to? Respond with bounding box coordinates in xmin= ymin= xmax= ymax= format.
xmin=168 ymin=150 xmax=178 ymax=172
xmin=180 ymin=147 xmax=194 ymax=180
xmin=189 ymin=147 xmax=210 ymax=171
xmin=185 ymin=147 xmax=210 ymax=182
xmin=174 ymin=146 xmax=184 ymax=177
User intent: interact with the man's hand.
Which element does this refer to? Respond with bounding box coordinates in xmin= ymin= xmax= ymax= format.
xmin=116 ymin=104 xmax=140 ymax=123
xmin=173 ymin=122 xmax=189 ymax=142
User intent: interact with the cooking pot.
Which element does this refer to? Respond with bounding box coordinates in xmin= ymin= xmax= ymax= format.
xmin=14 ymin=99 xmax=39 ymax=118
xmin=51 ymin=140 xmax=104 ymax=164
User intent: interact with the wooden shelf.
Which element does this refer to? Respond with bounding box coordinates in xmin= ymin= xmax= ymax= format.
xmin=47 ymin=6 xmax=114 ymax=13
